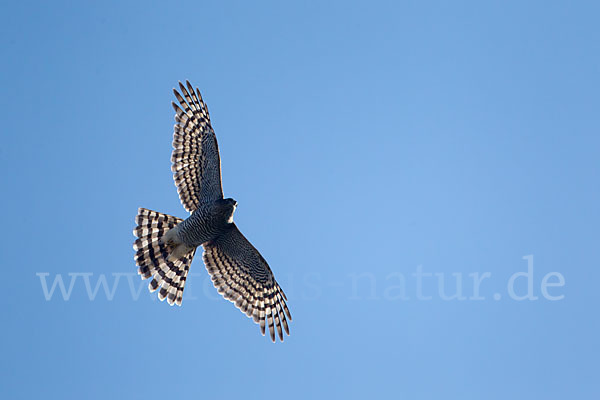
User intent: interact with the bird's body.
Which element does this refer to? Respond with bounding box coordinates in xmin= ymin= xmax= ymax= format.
xmin=133 ymin=81 xmax=291 ymax=342
xmin=162 ymin=198 xmax=237 ymax=258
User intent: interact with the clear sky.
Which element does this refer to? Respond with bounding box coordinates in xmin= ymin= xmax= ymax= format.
xmin=2 ymin=1 xmax=599 ymax=399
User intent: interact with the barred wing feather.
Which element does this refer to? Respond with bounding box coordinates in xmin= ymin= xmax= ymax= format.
xmin=202 ymin=225 xmax=292 ymax=342
xmin=172 ymin=81 xmax=223 ymax=212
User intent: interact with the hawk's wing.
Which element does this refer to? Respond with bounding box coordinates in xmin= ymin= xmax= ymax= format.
xmin=171 ymin=81 xmax=223 ymax=212
xmin=202 ymin=224 xmax=292 ymax=342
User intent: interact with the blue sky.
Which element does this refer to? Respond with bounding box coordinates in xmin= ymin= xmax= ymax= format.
xmin=2 ymin=1 xmax=599 ymax=398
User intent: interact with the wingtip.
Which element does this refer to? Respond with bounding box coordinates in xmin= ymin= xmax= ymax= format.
xmin=172 ymin=88 xmax=181 ymax=101
xmin=283 ymin=321 xmax=290 ymax=336
xmin=186 ymin=80 xmax=195 ymax=92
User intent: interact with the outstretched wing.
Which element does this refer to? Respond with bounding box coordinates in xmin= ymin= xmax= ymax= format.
xmin=202 ymin=225 xmax=292 ymax=342
xmin=171 ymin=81 xmax=223 ymax=212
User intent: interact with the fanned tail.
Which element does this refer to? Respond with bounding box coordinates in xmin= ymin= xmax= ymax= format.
xmin=133 ymin=208 xmax=196 ymax=306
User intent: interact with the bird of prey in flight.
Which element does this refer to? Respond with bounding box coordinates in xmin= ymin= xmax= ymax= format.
xmin=133 ymin=81 xmax=291 ymax=342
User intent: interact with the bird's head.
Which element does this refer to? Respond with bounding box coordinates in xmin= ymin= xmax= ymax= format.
xmin=217 ymin=198 xmax=238 ymax=223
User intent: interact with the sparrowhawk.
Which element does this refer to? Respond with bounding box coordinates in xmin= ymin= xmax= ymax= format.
xmin=133 ymin=81 xmax=291 ymax=342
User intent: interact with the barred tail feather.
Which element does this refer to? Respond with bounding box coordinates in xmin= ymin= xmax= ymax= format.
xmin=133 ymin=208 xmax=196 ymax=306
